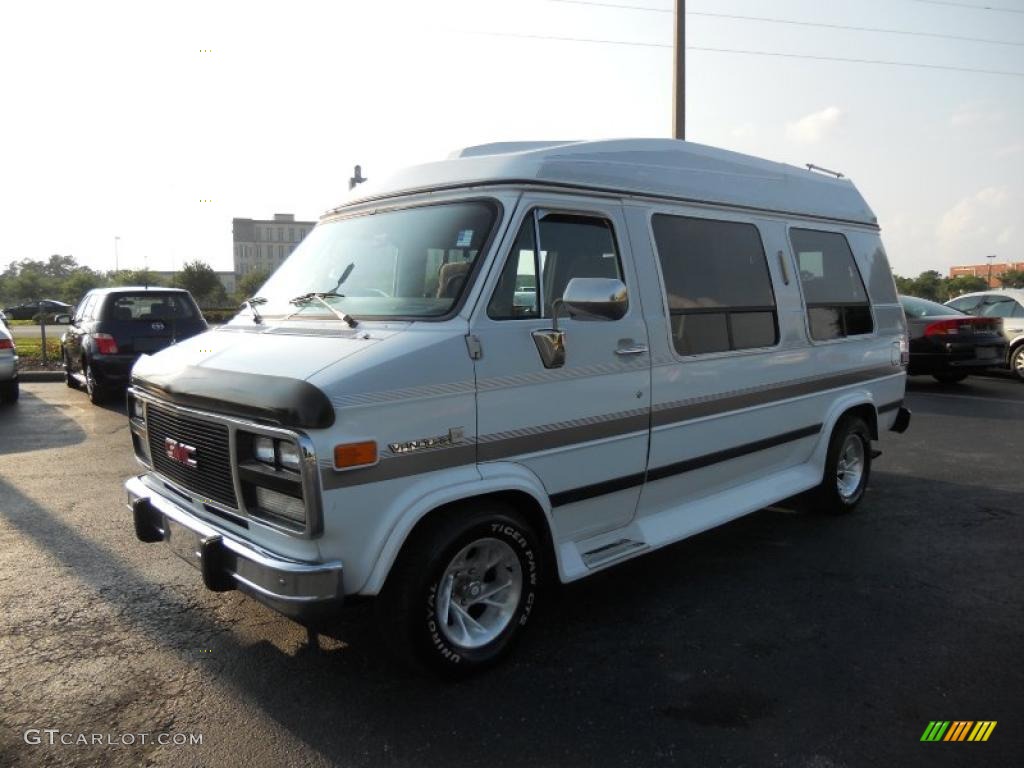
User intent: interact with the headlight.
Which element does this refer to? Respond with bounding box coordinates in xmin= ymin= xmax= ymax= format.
xmin=253 ymin=436 xmax=276 ymax=465
xmin=277 ymin=441 xmax=301 ymax=471
xmin=131 ymin=397 xmax=145 ymax=422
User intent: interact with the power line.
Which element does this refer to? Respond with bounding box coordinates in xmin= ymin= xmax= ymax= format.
xmin=475 ymin=31 xmax=1024 ymax=76
xmin=546 ymin=0 xmax=1024 ymax=46
xmin=905 ymin=0 xmax=1024 ymax=13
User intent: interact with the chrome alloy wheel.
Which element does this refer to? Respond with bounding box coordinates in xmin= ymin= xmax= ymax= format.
xmin=836 ymin=433 xmax=865 ymax=501
xmin=435 ymin=537 xmax=523 ymax=650
xmin=1013 ymin=347 xmax=1024 ymax=380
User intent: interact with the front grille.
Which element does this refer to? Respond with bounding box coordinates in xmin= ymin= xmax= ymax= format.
xmin=147 ymin=403 xmax=237 ymax=508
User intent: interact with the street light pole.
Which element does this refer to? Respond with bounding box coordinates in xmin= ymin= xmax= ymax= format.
xmin=114 ymin=236 xmax=120 ymax=274
xmin=987 ymin=254 xmax=997 ymax=287
xmin=673 ymin=0 xmax=685 ymax=139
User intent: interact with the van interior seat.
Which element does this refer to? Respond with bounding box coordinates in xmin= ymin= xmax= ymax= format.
xmin=437 ymin=261 xmax=471 ymax=299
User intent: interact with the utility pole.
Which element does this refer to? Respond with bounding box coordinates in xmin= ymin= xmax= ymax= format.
xmin=114 ymin=236 xmax=120 ymax=274
xmin=673 ymin=0 xmax=685 ymax=140
xmin=987 ymin=253 xmax=997 ymax=287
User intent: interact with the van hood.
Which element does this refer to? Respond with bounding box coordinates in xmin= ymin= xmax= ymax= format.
xmin=131 ymin=324 xmax=394 ymax=429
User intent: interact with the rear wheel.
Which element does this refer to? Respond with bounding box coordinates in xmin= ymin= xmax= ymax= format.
xmin=811 ymin=416 xmax=872 ymax=515
xmin=376 ymin=501 xmax=543 ymax=678
xmin=84 ymin=360 xmax=106 ymax=405
xmin=933 ymin=371 xmax=968 ymax=384
xmin=0 ymin=379 xmax=18 ymax=404
xmin=1011 ymin=345 xmax=1024 ymax=382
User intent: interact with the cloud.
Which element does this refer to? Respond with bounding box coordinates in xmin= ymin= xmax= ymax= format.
xmin=785 ymin=106 xmax=842 ymax=144
xmin=730 ymin=123 xmax=756 ymax=139
xmin=995 ymin=143 xmax=1023 ymax=158
xmin=950 ymin=104 xmax=1002 ymax=128
xmin=936 ymin=186 xmax=1010 ymax=246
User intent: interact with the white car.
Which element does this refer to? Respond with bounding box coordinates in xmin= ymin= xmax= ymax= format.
xmin=0 ymin=313 xmax=18 ymax=404
xmin=945 ymin=288 xmax=1024 ymax=380
xmin=124 ymin=139 xmax=910 ymax=675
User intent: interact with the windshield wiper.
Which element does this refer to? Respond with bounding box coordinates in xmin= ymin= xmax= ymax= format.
xmin=285 ymin=292 xmax=358 ymax=327
xmin=240 ymin=296 xmax=267 ymax=324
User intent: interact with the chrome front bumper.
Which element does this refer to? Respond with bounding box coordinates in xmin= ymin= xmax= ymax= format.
xmin=125 ymin=475 xmax=343 ymax=622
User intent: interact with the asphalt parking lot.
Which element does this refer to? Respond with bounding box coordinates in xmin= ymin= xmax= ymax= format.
xmin=1 ymin=377 xmax=1021 ymax=768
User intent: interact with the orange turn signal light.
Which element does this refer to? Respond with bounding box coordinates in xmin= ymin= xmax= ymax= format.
xmin=334 ymin=441 xmax=377 ymax=469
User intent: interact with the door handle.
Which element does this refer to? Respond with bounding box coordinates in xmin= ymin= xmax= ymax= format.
xmin=615 ymin=344 xmax=648 ymax=356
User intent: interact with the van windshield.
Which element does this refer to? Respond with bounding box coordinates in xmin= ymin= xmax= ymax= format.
xmin=254 ymin=201 xmax=498 ymax=320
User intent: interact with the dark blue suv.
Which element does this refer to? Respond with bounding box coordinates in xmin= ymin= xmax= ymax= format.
xmin=60 ymin=287 xmax=207 ymax=404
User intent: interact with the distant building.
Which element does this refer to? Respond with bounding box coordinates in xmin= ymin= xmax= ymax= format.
xmin=950 ymin=261 xmax=1024 ymax=288
xmin=150 ymin=271 xmax=237 ymax=296
xmin=232 ymin=213 xmax=316 ymax=277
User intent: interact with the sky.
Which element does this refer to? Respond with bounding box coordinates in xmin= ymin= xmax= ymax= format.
xmin=2 ymin=0 xmax=1022 ymax=277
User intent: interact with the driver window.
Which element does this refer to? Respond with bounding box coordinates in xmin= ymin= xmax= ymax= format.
xmin=488 ymin=211 xmax=622 ymax=320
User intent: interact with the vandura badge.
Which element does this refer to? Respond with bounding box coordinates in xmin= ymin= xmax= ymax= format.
xmin=389 ymin=428 xmax=465 ymax=455
xmin=164 ymin=438 xmax=198 ymax=468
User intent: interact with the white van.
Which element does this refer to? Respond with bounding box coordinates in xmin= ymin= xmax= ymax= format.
xmin=126 ymin=139 xmax=911 ymax=675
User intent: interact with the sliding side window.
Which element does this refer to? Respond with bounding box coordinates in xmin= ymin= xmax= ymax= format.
xmin=791 ymin=228 xmax=874 ymax=340
xmin=652 ymin=214 xmax=778 ymax=355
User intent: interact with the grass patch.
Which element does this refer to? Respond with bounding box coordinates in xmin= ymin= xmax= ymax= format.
xmin=15 ymin=338 xmax=63 ymax=369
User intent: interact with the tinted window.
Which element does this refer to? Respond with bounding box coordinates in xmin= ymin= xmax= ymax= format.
xmin=979 ymin=297 xmax=1022 ymax=318
xmin=652 ymin=214 xmax=778 ymax=355
xmin=101 ymin=293 xmax=197 ymax=322
xmin=489 ymin=212 xmax=623 ymax=320
xmin=791 ymin=228 xmax=873 ymax=340
xmin=900 ymin=295 xmax=963 ymax=318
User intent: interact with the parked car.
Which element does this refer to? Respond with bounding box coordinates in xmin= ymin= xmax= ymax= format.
xmin=60 ymin=287 xmax=207 ymax=404
xmin=899 ymin=295 xmax=1006 ymax=383
xmin=0 ymin=313 xmax=18 ymax=404
xmin=2 ymin=299 xmax=73 ymax=321
xmin=945 ymin=289 xmax=1024 ymax=381
xmin=125 ymin=139 xmax=910 ymax=676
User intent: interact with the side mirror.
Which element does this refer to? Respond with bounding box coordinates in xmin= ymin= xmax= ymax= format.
xmin=532 ymin=277 xmax=629 ymax=369
xmin=560 ymin=277 xmax=629 ymax=322
xmin=54 ymin=314 xmax=72 ymax=324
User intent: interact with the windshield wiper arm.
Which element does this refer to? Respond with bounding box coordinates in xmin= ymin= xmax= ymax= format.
xmin=285 ymin=292 xmax=359 ymax=328
xmin=240 ymin=296 xmax=267 ymax=324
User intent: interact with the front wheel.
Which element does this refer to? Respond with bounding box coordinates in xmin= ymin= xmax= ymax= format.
xmin=376 ymin=502 xmax=543 ymax=677
xmin=1011 ymin=345 xmax=1024 ymax=382
xmin=811 ymin=416 xmax=872 ymax=515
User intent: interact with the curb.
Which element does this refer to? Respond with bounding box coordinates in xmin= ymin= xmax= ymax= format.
xmin=18 ymin=371 xmax=65 ymax=382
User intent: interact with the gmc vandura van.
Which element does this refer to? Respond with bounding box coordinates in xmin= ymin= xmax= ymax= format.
xmin=126 ymin=139 xmax=910 ymax=674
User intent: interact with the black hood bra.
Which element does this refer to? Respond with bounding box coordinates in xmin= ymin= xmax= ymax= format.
xmin=132 ymin=362 xmax=334 ymax=430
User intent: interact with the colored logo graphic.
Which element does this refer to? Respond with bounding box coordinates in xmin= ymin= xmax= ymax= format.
xmin=920 ymin=721 xmax=997 ymax=742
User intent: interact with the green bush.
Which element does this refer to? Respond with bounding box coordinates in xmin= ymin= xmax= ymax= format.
xmin=201 ymin=308 xmax=240 ymax=325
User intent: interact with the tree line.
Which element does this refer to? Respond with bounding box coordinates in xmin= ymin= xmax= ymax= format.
xmin=893 ymin=269 xmax=1024 ymax=302
xmin=0 ymin=255 xmax=271 ymax=312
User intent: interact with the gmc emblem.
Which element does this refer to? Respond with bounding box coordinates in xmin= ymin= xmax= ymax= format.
xmin=165 ymin=438 xmax=197 ymax=468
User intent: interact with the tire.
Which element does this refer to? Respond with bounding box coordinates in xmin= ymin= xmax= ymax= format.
xmin=933 ymin=372 xmax=968 ymax=384
xmin=375 ymin=502 xmax=543 ymax=678
xmin=811 ymin=415 xmax=872 ymax=515
xmin=63 ymin=352 xmax=78 ymax=389
xmin=0 ymin=379 xmax=18 ymax=404
xmin=1011 ymin=345 xmax=1024 ymax=382
xmin=84 ymin=360 xmax=106 ymax=405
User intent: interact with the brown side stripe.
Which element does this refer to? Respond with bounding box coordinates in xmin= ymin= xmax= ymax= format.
xmin=652 ymin=365 xmax=897 ymax=427
xmin=321 ymin=366 xmax=900 ymax=490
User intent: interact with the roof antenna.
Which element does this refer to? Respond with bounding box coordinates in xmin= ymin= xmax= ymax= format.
xmin=805 ymin=163 xmax=844 ymax=179
xmin=349 ymin=164 xmax=367 ymax=190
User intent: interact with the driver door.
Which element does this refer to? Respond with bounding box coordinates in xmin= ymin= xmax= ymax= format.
xmin=471 ymin=196 xmax=651 ymax=543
